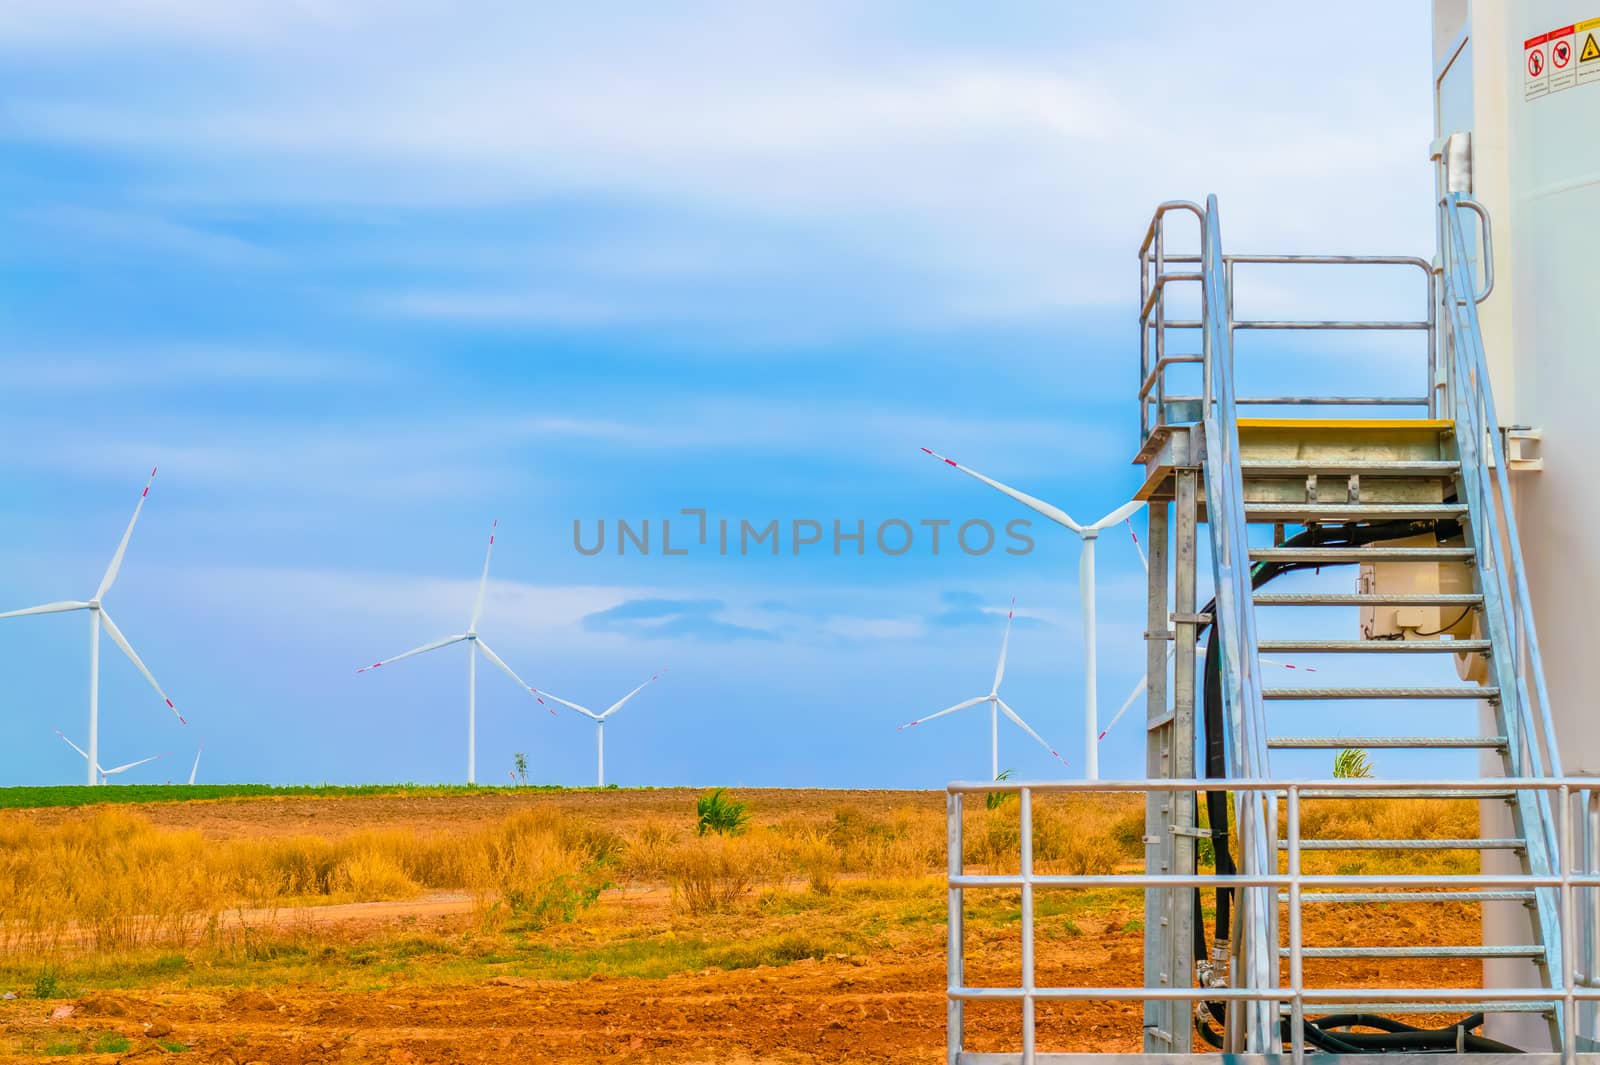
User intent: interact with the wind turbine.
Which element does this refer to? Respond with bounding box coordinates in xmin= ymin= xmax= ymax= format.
xmin=188 ymin=744 xmax=203 ymax=785
xmin=897 ymin=599 xmax=1068 ymax=778
xmin=356 ymin=520 xmax=549 ymax=784
xmin=920 ymin=448 xmax=1141 ymax=780
xmin=0 ymin=468 xmax=186 ymax=786
xmin=536 ymin=671 xmax=666 ymax=786
xmin=55 ymin=730 xmax=161 ymax=785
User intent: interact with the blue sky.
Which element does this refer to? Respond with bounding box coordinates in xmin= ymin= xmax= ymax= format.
xmin=0 ymin=2 xmax=1451 ymax=788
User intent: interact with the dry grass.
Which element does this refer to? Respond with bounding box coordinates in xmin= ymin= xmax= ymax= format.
xmin=0 ymin=793 xmax=1479 ymax=964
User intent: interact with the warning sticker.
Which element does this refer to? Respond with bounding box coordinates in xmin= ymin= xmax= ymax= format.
xmin=1550 ymin=25 xmax=1577 ymax=92
xmin=1579 ymin=17 xmax=1600 ymax=84
xmin=1526 ymin=31 xmax=1550 ymax=98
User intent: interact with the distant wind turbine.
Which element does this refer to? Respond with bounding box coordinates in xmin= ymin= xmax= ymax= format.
xmin=1 ymin=468 xmax=187 ymax=786
xmin=356 ymin=521 xmax=549 ymax=784
xmin=897 ymin=599 xmax=1067 ymax=778
xmin=536 ymin=671 xmax=666 ymax=786
xmin=56 ymin=730 xmax=161 ymax=785
xmin=920 ymin=448 xmax=1142 ymax=780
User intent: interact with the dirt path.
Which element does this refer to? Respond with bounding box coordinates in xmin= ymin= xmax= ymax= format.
xmin=1 ymin=891 xmax=1486 ymax=1064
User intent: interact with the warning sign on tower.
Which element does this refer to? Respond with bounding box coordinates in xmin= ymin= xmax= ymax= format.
xmin=1527 ymin=16 xmax=1600 ymax=97
xmin=1550 ymin=26 xmax=1577 ymax=92
xmin=1579 ymin=18 xmax=1600 ymax=85
xmin=1526 ymin=31 xmax=1550 ymax=98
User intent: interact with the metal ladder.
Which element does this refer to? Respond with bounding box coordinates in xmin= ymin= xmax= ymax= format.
xmin=1135 ymin=194 xmax=1569 ymax=1052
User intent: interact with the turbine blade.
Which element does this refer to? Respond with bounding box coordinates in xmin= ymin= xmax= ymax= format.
xmin=602 ymin=669 xmax=668 ymax=718
xmin=98 ymin=608 xmax=186 ymax=724
xmin=1097 ymin=674 xmax=1152 ymax=742
xmin=991 ymin=599 xmax=1014 ymax=693
xmin=1124 ymin=518 xmax=1148 ymax=573
xmin=476 ymin=640 xmax=557 ymax=715
xmin=55 ymin=730 xmax=90 ymax=761
xmin=532 ymin=686 xmax=598 ymax=720
xmin=1089 ymin=499 xmax=1145 ymax=531
xmin=356 ymin=634 xmax=467 ymax=672
xmin=189 ymin=745 xmax=203 ymax=786
xmin=995 ymin=697 xmax=1069 ymax=766
xmin=468 ymin=519 xmax=497 ymax=632
xmin=896 ymin=695 xmax=987 ymax=731
xmin=103 ymin=753 xmax=161 ymax=775
xmin=0 ymin=601 xmax=92 ymax=619
xmin=96 ymin=467 xmax=157 ymax=600
xmin=918 ymin=448 xmax=1082 ymax=532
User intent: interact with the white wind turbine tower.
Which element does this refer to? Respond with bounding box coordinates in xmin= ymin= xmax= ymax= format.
xmin=188 ymin=744 xmax=203 ymax=785
xmin=897 ymin=599 xmax=1068 ymax=778
xmin=0 ymin=468 xmax=187 ymax=786
xmin=921 ymin=448 xmax=1140 ymax=780
xmin=356 ymin=521 xmax=549 ymax=784
xmin=536 ymin=671 xmax=667 ymax=787
xmin=56 ymin=730 xmax=161 ymax=785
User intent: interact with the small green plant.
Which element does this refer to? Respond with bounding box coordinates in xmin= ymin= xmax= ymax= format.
xmin=695 ymin=789 xmax=750 ymax=837
xmin=985 ymin=769 xmax=1016 ymax=811
xmin=1333 ymin=749 xmax=1373 ymax=779
xmin=512 ymin=752 xmax=529 ymax=785
xmin=157 ymin=1041 xmax=191 ymax=1053
xmin=92 ymin=1033 xmax=133 ymax=1053
xmin=32 ymin=969 xmax=62 ymax=999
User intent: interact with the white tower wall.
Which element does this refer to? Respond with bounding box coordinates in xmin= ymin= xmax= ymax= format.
xmin=1433 ymin=1 xmax=1600 ymax=1048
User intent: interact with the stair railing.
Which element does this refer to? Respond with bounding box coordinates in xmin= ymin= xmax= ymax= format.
xmin=1193 ymin=193 xmax=1278 ymax=1050
xmin=1440 ymin=191 xmax=1566 ymax=1012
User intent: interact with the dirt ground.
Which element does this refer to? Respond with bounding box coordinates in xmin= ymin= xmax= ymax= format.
xmin=0 ymin=790 xmax=1490 ymax=1063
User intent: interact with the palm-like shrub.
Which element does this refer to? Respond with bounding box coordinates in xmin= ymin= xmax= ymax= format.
xmin=695 ymin=788 xmax=750 ymax=837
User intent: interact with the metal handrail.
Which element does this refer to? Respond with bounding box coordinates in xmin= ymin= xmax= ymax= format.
xmin=945 ymin=778 xmax=1600 ymax=1064
xmin=1192 ymin=195 xmax=1278 ymax=1051
xmin=1139 ymin=245 xmax=1438 ymax=437
xmin=1440 ymin=196 xmax=1568 ymax=1022
xmin=1441 ymin=193 xmax=1563 ymax=782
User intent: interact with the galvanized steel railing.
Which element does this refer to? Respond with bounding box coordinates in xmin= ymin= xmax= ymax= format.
xmin=1137 ymin=208 xmax=1436 ymax=441
xmin=1439 ymin=193 xmax=1568 ymax=1007
xmin=945 ymin=778 xmax=1600 ymax=1064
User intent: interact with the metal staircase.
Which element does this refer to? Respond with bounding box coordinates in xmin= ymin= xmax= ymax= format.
xmin=940 ymin=193 xmax=1597 ymax=1064
xmin=1135 ymin=193 xmax=1570 ymax=1053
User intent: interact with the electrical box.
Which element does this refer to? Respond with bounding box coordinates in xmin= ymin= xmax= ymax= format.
xmin=1359 ymin=532 xmax=1486 ymax=681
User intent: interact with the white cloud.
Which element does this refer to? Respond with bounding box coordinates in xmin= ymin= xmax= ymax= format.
xmin=1 ymin=345 xmax=371 ymax=391
xmin=12 ymin=205 xmax=277 ymax=266
xmin=0 ymin=4 xmax=1436 ymax=327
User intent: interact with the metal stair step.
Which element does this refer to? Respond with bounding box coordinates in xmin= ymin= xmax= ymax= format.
xmin=1267 ymin=735 xmax=1505 ymax=749
xmin=1242 ymin=460 xmax=1461 ymax=478
xmin=1280 ymin=838 xmax=1525 ymax=851
xmin=1259 ymin=639 xmax=1489 ymax=654
xmin=1263 ymin=686 xmax=1497 ymax=700
xmin=1278 ymin=890 xmax=1536 ymax=904
xmin=1251 ymin=546 xmax=1474 ymax=563
xmin=1254 ymin=592 xmax=1482 ymax=606
xmin=1299 ymin=997 xmax=1548 ymax=1017
xmin=1281 ymin=945 xmax=1544 ymax=959
xmin=1244 ymin=502 xmax=1469 ymax=522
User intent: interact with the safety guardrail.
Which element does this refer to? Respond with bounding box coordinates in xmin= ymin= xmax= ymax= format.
xmin=1438 ymin=193 xmax=1568 ymax=999
xmin=946 ymin=778 xmax=1600 ymax=1064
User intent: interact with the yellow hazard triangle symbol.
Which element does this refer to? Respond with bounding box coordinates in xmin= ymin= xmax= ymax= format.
xmin=1582 ymin=32 xmax=1600 ymax=62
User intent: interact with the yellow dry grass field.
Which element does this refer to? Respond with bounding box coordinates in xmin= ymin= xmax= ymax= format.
xmin=0 ymin=788 xmax=1483 ymax=1063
